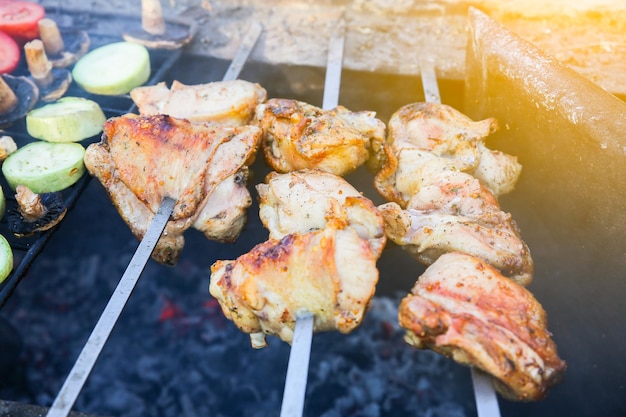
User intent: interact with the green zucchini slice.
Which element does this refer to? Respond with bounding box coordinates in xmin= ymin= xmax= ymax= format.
xmin=0 ymin=184 xmax=5 ymax=220
xmin=72 ymin=41 xmax=151 ymax=95
xmin=2 ymin=141 xmax=86 ymax=193
xmin=0 ymin=234 xmax=12 ymax=284
xmin=26 ymin=97 xmax=106 ymax=142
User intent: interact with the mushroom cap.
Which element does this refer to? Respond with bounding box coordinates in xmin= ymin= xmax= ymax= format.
xmin=36 ymin=68 xmax=73 ymax=102
xmin=0 ymin=75 xmax=39 ymax=128
xmin=123 ymin=18 xmax=196 ymax=50
xmin=7 ymin=189 xmax=67 ymax=237
xmin=49 ymin=29 xmax=91 ymax=68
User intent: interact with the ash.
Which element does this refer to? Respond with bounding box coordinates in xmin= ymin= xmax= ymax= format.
xmin=0 ymin=227 xmax=473 ymax=417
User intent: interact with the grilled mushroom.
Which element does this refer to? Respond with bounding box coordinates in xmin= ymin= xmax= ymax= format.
xmin=0 ymin=74 xmax=39 ymax=127
xmin=7 ymin=185 xmax=67 ymax=237
xmin=38 ymin=18 xmax=90 ymax=68
xmin=122 ymin=0 xmax=195 ymax=49
xmin=24 ymin=39 xmax=72 ymax=102
xmin=0 ymin=135 xmax=17 ymax=161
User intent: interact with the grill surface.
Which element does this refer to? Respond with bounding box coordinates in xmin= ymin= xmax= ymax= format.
xmin=0 ymin=7 xmax=186 ymax=307
xmin=0 ymin=4 xmax=625 ymax=417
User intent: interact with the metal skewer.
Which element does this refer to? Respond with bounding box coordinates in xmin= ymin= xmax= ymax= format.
xmin=45 ymin=22 xmax=264 ymax=417
xmin=471 ymin=368 xmax=502 ymax=417
xmin=45 ymin=197 xmax=175 ymax=417
xmin=279 ymin=18 xmax=345 ymax=417
xmin=420 ymin=58 xmax=501 ymax=417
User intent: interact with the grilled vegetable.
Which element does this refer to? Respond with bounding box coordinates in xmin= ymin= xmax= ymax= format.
xmin=0 ymin=30 xmax=19 ymax=74
xmin=26 ymin=97 xmax=106 ymax=142
xmin=0 ymin=233 xmax=12 ymax=284
xmin=72 ymin=41 xmax=151 ymax=95
xmin=0 ymin=74 xmax=39 ymax=127
xmin=122 ymin=0 xmax=195 ymax=50
xmin=0 ymin=1 xmax=45 ymax=43
xmin=0 ymin=74 xmax=18 ymax=114
xmin=6 ymin=184 xmax=67 ymax=237
xmin=38 ymin=18 xmax=90 ymax=68
xmin=0 ymin=180 xmax=5 ymax=218
xmin=2 ymin=141 xmax=86 ymax=193
xmin=0 ymin=135 xmax=17 ymax=161
xmin=24 ymin=39 xmax=71 ymax=102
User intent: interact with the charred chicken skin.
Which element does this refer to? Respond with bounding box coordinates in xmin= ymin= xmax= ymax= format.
xmin=255 ymin=98 xmax=386 ymax=176
xmin=210 ymin=223 xmax=379 ymax=348
xmin=372 ymin=102 xmax=563 ymax=400
xmin=211 ymin=169 xmax=385 ymax=348
xmin=398 ymin=252 xmax=566 ymax=401
xmin=130 ymin=79 xmax=267 ymax=126
xmin=84 ymin=114 xmax=262 ymax=265
xmin=209 ymin=101 xmax=388 ymax=348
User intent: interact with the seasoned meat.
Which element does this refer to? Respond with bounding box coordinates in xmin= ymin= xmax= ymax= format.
xmin=398 ymin=252 xmax=566 ymax=401
xmin=210 ymin=225 xmax=379 ymax=348
xmin=378 ymin=158 xmax=533 ymax=286
xmin=257 ymin=169 xmax=386 ymax=257
xmin=130 ymin=80 xmax=267 ymax=126
xmin=84 ymin=114 xmax=261 ymax=265
xmin=255 ymin=98 xmax=386 ymax=176
xmin=372 ymin=102 xmax=532 ymax=285
xmin=375 ymin=102 xmax=521 ymax=206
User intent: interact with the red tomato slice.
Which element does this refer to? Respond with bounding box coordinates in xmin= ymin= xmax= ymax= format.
xmin=0 ymin=30 xmax=20 ymax=73
xmin=0 ymin=1 xmax=45 ymax=42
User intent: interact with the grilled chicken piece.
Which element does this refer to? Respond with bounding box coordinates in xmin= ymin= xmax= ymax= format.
xmin=84 ymin=114 xmax=262 ymax=265
xmin=399 ymin=252 xmax=566 ymax=401
xmin=375 ymin=102 xmax=522 ymax=206
xmin=378 ymin=156 xmax=533 ymax=285
xmin=257 ymin=169 xmax=386 ymax=257
xmin=210 ymin=224 xmax=379 ymax=348
xmin=255 ymin=98 xmax=386 ymax=176
xmin=130 ymin=80 xmax=267 ymax=126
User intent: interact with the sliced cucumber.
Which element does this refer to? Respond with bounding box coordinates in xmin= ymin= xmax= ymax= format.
xmin=72 ymin=41 xmax=151 ymax=95
xmin=0 ymin=234 xmax=12 ymax=284
xmin=26 ymin=97 xmax=107 ymax=143
xmin=2 ymin=141 xmax=86 ymax=193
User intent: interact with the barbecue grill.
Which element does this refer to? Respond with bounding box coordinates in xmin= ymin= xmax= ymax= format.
xmin=1 ymin=1 xmax=625 ymax=417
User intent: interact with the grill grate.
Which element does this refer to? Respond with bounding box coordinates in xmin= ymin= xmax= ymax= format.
xmin=0 ymin=8 xmax=187 ymax=307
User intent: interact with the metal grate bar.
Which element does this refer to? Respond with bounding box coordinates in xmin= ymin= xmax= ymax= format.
xmin=420 ymin=59 xmax=502 ymax=417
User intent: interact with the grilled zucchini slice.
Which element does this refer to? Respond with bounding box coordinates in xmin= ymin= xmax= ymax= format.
xmin=2 ymin=141 xmax=86 ymax=193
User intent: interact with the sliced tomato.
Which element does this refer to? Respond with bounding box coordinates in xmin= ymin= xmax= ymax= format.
xmin=0 ymin=1 xmax=45 ymax=42
xmin=0 ymin=30 xmax=20 ymax=73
